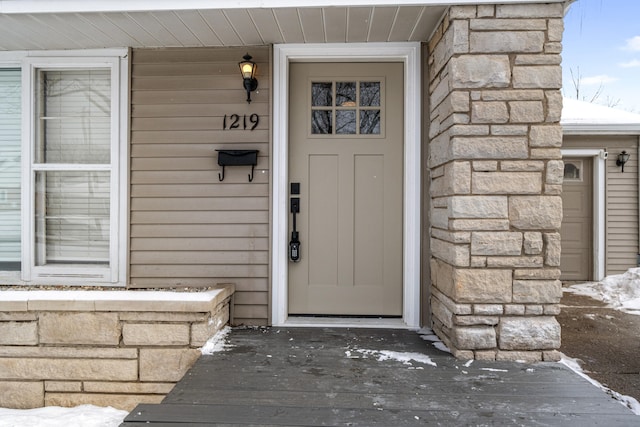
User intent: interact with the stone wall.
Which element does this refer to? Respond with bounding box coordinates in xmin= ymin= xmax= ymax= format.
xmin=427 ymin=3 xmax=564 ymax=361
xmin=0 ymin=284 xmax=233 ymax=410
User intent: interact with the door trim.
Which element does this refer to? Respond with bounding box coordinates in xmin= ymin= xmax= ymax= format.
xmin=271 ymin=42 xmax=421 ymax=328
xmin=561 ymin=148 xmax=606 ymax=280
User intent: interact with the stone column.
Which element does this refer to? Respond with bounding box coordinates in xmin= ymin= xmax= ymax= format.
xmin=427 ymin=3 xmax=565 ymax=361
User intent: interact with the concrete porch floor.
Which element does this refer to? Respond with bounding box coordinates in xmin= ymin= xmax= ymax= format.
xmin=122 ymin=327 xmax=638 ymax=426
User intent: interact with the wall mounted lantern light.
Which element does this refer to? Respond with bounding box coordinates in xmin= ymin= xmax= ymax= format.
xmin=616 ymin=150 xmax=631 ymax=172
xmin=239 ymin=53 xmax=258 ymax=104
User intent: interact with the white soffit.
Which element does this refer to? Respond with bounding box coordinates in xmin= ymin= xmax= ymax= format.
xmin=0 ymin=0 xmax=567 ymax=51
xmin=0 ymin=0 xmax=566 ymax=14
xmin=0 ymin=6 xmax=445 ymax=50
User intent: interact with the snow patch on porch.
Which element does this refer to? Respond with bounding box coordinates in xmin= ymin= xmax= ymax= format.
xmin=346 ymin=348 xmax=437 ymax=367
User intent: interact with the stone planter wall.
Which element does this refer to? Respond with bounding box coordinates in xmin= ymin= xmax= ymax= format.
xmin=0 ymin=284 xmax=234 ymax=411
xmin=427 ymin=3 xmax=564 ymax=361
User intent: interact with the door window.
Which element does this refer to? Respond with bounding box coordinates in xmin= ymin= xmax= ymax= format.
xmin=310 ymin=80 xmax=382 ymax=136
xmin=564 ymin=161 xmax=583 ymax=181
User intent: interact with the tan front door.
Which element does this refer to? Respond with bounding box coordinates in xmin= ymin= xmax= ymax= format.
xmin=288 ymin=62 xmax=404 ymax=316
xmin=561 ymin=158 xmax=593 ymax=281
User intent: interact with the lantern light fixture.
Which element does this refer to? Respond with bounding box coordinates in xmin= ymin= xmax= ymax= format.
xmin=239 ymin=53 xmax=258 ymax=104
xmin=616 ymin=150 xmax=631 ymax=172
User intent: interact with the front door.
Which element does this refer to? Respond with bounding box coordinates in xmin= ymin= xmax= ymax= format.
xmin=288 ymin=62 xmax=404 ymax=316
xmin=560 ymin=158 xmax=593 ymax=281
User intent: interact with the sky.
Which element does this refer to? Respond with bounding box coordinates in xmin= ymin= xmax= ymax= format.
xmin=562 ymin=0 xmax=640 ymax=113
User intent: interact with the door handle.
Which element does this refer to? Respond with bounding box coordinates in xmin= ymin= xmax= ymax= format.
xmin=289 ymin=192 xmax=301 ymax=262
xmin=289 ymin=183 xmax=301 ymax=262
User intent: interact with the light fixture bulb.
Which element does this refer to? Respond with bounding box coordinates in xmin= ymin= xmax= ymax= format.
xmin=239 ymin=53 xmax=258 ymax=103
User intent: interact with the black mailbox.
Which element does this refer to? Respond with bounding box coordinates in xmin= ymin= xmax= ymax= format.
xmin=216 ymin=149 xmax=259 ymax=182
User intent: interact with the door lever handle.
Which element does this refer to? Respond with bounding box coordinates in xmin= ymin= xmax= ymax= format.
xmin=289 ymin=197 xmax=301 ymax=262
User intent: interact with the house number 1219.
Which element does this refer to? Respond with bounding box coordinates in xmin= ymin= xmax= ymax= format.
xmin=223 ymin=114 xmax=259 ymax=131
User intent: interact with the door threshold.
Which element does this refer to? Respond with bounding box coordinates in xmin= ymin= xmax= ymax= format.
xmin=280 ymin=316 xmax=412 ymax=329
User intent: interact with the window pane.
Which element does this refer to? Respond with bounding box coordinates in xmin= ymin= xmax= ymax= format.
xmin=0 ymin=69 xmax=21 ymax=270
xmin=336 ymin=82 xmax=356 ymax=107
xmin=336 ymin=110 xmax=356 ymax=134
xmin=311 ymin=110 xmax=332 ymax=134
xmin=564 ymin=162 xmax=581 ymax=181
xmin=360 ymin=110 xmax=381 ymax=134
xmin=36 ymin=69 xmax=111 ymax=164
xmin=360 ymin=82 xmax=380 ymax=106
xmin=35 ymin=171 xmax=110 ymax=266
xmin=311 ymin=82 xmax=332 ymax=107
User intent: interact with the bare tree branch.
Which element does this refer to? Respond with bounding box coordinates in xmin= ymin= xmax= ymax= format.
xmin=567 ymin=66 xmax=622 ymax=108
xmin=569 ymin=67 xmax=581 ymax=100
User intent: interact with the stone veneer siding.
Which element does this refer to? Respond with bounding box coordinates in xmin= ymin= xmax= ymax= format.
xmin=427 ymin=3 xmax=564 ymax=361
xmin=0 ymin=284 xmax=233 ymax=410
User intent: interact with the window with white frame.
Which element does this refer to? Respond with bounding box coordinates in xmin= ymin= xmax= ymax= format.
xmin=0 ymin=52 xmax=126 ymax=285
xmin=25 ymin=58 xmax=123 ymax=283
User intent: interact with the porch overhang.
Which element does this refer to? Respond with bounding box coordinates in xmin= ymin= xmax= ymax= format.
xmin=0 ymin=0 xmax=567 ymax=51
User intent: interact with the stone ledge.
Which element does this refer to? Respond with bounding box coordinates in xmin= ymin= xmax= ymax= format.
xmin=0 ymin=284 xmax=235 ymax=313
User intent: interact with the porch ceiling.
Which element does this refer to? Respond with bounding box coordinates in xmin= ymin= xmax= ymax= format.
xmin=0 ymin=5 xmax=447 ymax=51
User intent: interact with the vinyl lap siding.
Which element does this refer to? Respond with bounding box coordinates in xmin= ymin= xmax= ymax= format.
xmin=605 ymin=143 xmax=638 ymax=274
xmin=130 ymin=47 xmax=270 ymax=325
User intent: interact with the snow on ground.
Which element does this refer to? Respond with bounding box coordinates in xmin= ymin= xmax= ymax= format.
xmin=564 ymin=267 xmax=640 ymax=315
xmin=562 ymin=268 xmax=640 ymax=415
xmin=561 ymin=355 xmax=640 ymax=415
xmin=418 ymin=328 xmax=451 ymax=353
xmin=200 ymin=325 xmax=232 ymax=355
xmin=0 ymin=405 xmax=128 ymax=427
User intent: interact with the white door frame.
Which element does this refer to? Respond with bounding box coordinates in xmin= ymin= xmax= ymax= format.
xmin=561 ymin=148 xmax=606 ymax=280
xmin=271 ymin=43 xmax=421 ymax=328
